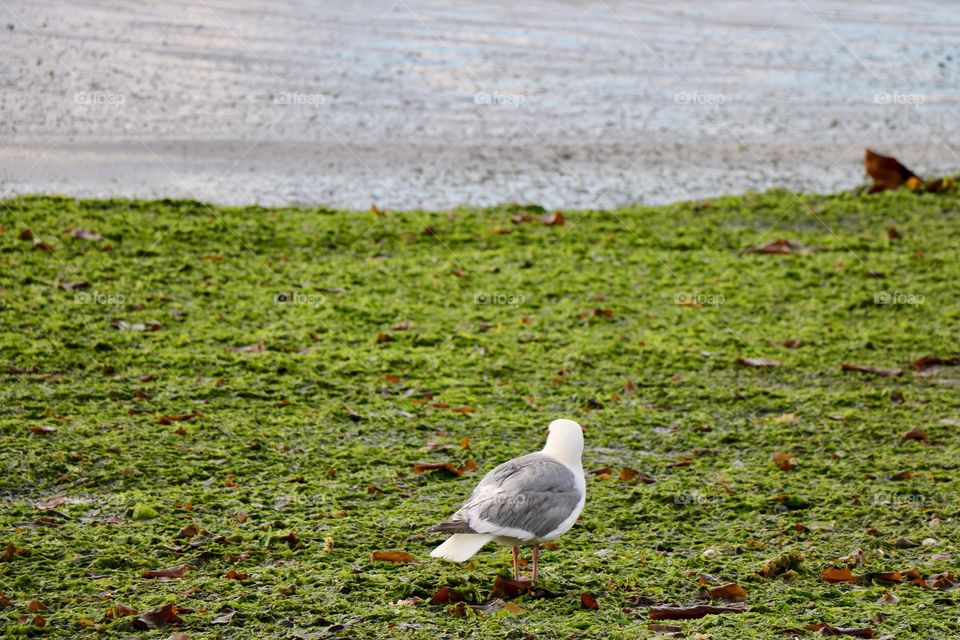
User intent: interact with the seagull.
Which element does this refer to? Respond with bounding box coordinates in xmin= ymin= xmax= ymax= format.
xmin=428 ymin=419 xmax=586 ymax=581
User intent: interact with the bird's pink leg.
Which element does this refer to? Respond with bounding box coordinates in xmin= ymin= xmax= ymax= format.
xmin=531 ymin=545 xmax=540 ymax=581
xmin=512 ymin=546 xmax=520 ymax=580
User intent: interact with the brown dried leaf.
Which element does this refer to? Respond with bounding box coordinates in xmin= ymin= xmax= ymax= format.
xmin=899 ymin=427 xmax=927 ymax=444
xmin=34 ymin=494 xmax=68 ymax=510
xmin=32 ymin=236 xmax=55 ymax=252
xmin=541 ymin=211 xmax=565 ymax=226
xmin=580 ymin=592 xmax=599 ymax=610
xmin=412 ymin=462 xmax=463 ymax=477
xmin=0 ymin=592 xmax=10 ymax=607
xmin=649 ymin=603 xmax=746 ymax=620
xmin=143 ymin=564 xmax=189 ymax=579
xmin=158 ymin=413 xmax=202 ymax=425
xmin=841 ymin=363 xmax=903 ymax=377
xmin=490 ymin=575 xmax=531 ymax=599
xmin=370 ymin=550 xmax=418 ymax=563
xmin=619 ymin=467 xmax=639 ymax=482
xmin=104 ymin=603 xmax=138 ymax=619
xmin=820 ymin=567 xmax=857 ymax=583
xmin=865 ymin=148 xmax=918 ymax=193
xmin=706 ymin=582 xmax=747 ymax=602
xmin=745 ymin=239 xmax=819 ymax=255
xmin=224 ymin=570 xmax=248 ymax=581
xmin=430 ymin=586 xmax=464 ymax=605
xmin=30 ymin=425 xmax=57 ymax=435
xmin=133 ymin=603 xmax=183 ymax=630
xmin=910 ymin=355 xmax=960 ymax=371
xmin=771 ymin=452 xmax=796 ymax=471
xmin=27 ymin=599 xmax=48 ymax=612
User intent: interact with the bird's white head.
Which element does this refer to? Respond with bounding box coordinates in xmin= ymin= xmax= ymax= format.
xmin=541 ymin=419 xmax=584 ymax=468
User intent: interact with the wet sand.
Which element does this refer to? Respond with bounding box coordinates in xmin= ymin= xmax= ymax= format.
xmin=2 ymin=0 xmax=958 ymax=209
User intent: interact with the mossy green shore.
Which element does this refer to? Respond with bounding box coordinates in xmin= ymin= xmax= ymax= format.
xmin=1 ymin=191 xmax=958 ymax=639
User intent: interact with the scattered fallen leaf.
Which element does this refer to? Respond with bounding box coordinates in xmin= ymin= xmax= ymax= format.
xmin=0 ymin=592 xmax=10 ymax=607
xmin=412 ymin=462 xmax=463 ymax=477
xmin=865 ymin=148 xmax=919 ymax=193
xmin=27 ymin=600 xmax=48 ymax=612
xmin=841 ymin=363 xmax=903 ymax=377
xmin=30 ymin=425 xmax=57 ymax=435
xmin=899 ymin=427 xmax=927 ymax=444
xmin=430 ymin=586 xmax=465 ymax=605
xmin=820 ymin=567 xmax=857 ymax=583
xmin=648 ymin=603 xmax=746 ymax=620
xmin=133 ymin=603 xmax=183 ymax=630
xmin=745 ymin=239 xmax=819 ymax=255
xmin=32 ymin=236 xmax=55 ymax=252
xmin=158 ymin=413 xmax=202 ymax=425
xmin=104 ymin=603 xmax=138 ymax=619
xmin=580 ymin=592 xmax=599 ymax=610
xmin=889 ymin=470 xmax=913 ymax=481
xmin=707 ymin=582 xmax=747 ymax=602
xmin=541 ymin=211 xmax=565 ymax=226
xmin=224 ymin=570 xmax=248 ymax=580
xmin=370 ymin=550 xmax=418 ymax=563
xmin=910 ymin=355 xmax=960 ymax=371
xmin=771 ymin=452 xmax=796 ymax=471
xmin=142 ymin=564 xmax=189 ymax=579
xmin=490 ymin=575 xmax=531 ymax=599
xmin=736 ymin=357 xmax=781 ymax=368
xmin=879 ymin=591 xmax=899 ymax=605
xmin=34 ymin=494 xmax=68 ymax=510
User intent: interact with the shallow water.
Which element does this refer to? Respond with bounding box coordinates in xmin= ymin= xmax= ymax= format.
xmin=1 ymin=0 xmax=957 ymax=209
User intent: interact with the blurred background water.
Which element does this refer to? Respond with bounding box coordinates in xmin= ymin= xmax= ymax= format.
xmin=2 ymin=0 xmax=957 ymax=209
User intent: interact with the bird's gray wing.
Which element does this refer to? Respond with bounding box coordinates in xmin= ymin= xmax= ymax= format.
xmin=444 ymin=453 xmax=581 ymax=540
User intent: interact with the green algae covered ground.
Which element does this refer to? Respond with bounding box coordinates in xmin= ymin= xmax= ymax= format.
xmin=1 ymin=191 xmax=959 ymax=639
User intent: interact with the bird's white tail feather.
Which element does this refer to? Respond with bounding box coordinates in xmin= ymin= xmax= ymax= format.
xmin=430 ymin=534 xmax=493 ymax=562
